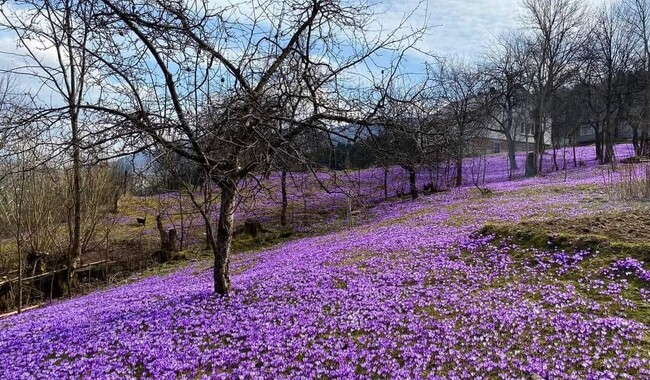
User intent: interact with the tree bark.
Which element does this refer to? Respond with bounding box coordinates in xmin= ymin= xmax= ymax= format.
xmin=167 ymin=229 xmax=178 ymax=252
xmin=645 ymin=54 xmax=650 ymax=156
xmin=504 ymin=103 xmax=518 ymax=172
xmin=68 ymin=97 xmax=81 ymax=300
xmin=214 ymin=179 xmax=236 ymax=295
xmin=16 ymin=212 xmax=22 ymax=314
xmin=406 ymin=166 xmax=418 ymax=200
xmin=572 ymin=144 xmax=577 ymax=168
xmin=122 ymin=170 xmax=128 ymax=196
xmin=280 ymin=171 xmax=288 ymax=227
xmin=506 ymin=134 xmax=518 ymax=172
xmin=156 ymin=214 xmax=167 ymax=249
xmin=594 ymin=124 xmax=603 ymax=164
xmin=603 ymin=123 xmax=614 ymax=165
xmin=525 ymin=152 xmax=537 ymax=177
xmin=537 ymin=130 xmax=545 ymax=174
xmin=633 ymin=126 xmax=640 ymax=156
xmin=66 ymin=4 xmax=82 ymax=299
xmin=455 ymin=155 xmax=463 ymax=187
xmin=531 ymin=104 xmax=543 ymax=176
xmin=383 ymin=167 xmax=388 ymax=200
xmin=202 ymin=175 xmax=213 ymax=249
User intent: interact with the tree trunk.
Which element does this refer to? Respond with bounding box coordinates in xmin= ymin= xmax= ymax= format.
xmin=594 ymin=125 xmax=603 ymax=164
xmin=406 ymin=166 xmax=418 ymax=200
xmin=15 ymin=167 xmax=26 ymax=313
xmin=167 ymin=229 xmax=178 ymax=252
xmin=537 ymin=129 xmax=545 ymax=174
xmin=178 ymin=192 xmax=184 ymax=250
xmin=280 ymin=171 xmax=288 ymax=227
xmin=104 ymin=229 xmax=109 ymax=285
xmin=572 ymin=144 xmax=577 ymax=168
xmin=645 ymin=60 xmax=650 ymax=156
xmin=531 ymin=104 xmax=543 ymax=176
xmin=455 ymin=157 xmax=463 ymax=187
xmin=603 ymin=71 xmax=615 ymax=165
xmin=16 ymin=236 xmax=22 ymax=314
xmin=65 ymin=3 xmax=82 ymax=299
xmin=154 ymin=215 xmax=177 ymax=263
xmin=603 ymin=124 xmax=614 ymax=165
xmin=214 ymin=179 xmax=236 ymax=295
xmin=383 ymin=167 xmax=388 ymax=200
xmin=122 ymin=170 xmax=128 ymax=196
xmin=506 ymin=134 xmax=518 ymax=171
xmin=156 ymin=214 xmax=167 ymax=249
xmin=525 ymin=152 xmax=537 ymax=177
xmin=111 ymin=189 xmax=120 ymax=214
xmin=203 ymin=177 xmax=212 ymax=249
xmin=68 ymin=111 xmax=81 ymax=299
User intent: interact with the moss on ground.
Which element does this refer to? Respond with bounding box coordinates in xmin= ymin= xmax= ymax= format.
xmin=479 ymin=212 xmax=650 ymax=328
xmin=479 ymin=221 xmax=650 ymax=264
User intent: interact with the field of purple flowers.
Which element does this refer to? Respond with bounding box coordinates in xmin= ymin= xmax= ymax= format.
xmin=115 ymin=144 xmax=637 ymax=238
xmin=1 ymin=145 xmax=649 ymax=379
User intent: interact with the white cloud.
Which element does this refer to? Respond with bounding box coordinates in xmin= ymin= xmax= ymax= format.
xmin=424 ymin=0 xmax=517 ymax=58
xmin=381 ymin=0 xmax=606 ymax=61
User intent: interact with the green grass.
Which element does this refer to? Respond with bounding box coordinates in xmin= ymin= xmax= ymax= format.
xmin=478 ymin=222 xmax=650 ymax=329
xmin=480 ymin=224 xmax=650 ymax=264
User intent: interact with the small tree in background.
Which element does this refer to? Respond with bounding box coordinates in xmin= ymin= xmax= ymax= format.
xmin=436 ymin=57 xmax=487 ymax=186
xmin=482 ymin=32 xmax=531 ymax=173
xmin=520 ymin=0 xmax=589 ymax=174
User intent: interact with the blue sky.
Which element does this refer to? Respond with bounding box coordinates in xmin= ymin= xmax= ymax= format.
xmin=422 ymin=0 xmax=520 ymax=59
xmin=398 ymin=0 xmax=607 ymax=60
xmin=0 ymin=0 xmax=610 ymax=97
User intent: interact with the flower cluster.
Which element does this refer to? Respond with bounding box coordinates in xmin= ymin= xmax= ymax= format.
xmin=608 ymin=257 xmax=650 ymax=283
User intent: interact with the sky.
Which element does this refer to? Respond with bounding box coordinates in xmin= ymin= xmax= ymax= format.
xmin=419 ymin=0 xmax=522 ymax=59
xmin=0 ymin=0 xmax=613 ymax=101
xmin=399 ymin=0 xmax=608 ymax=60
xmin=0 ymin=0 xmax=612 ymax=66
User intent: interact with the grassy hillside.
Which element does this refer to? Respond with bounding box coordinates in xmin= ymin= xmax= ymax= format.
xmin=1 ymin=146 xmax=649 ymax=379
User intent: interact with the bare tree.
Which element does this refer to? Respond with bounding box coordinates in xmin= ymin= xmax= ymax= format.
xmin=520 ymin=0 xmax=589 ymax=173
xmin=622 ymin=0 xmax=650 ymax=155
xmin=436 ymin=58 xmax=486 ymax=186
xmin=0 ymin=0 xmax=98 ymax=294
xmin=588 ymin=2 xmax=637 ymax=164
xmin=361 ymin=70 xmax=443 ymax=200
xmin=74 ymin=0 xmax=428 ymax=294
xmin=482 ymin=32 xmax=530 ymax=172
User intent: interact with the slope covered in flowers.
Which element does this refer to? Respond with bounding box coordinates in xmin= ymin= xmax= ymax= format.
xmin=1 ymin=145 xmax=649 ymax=379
